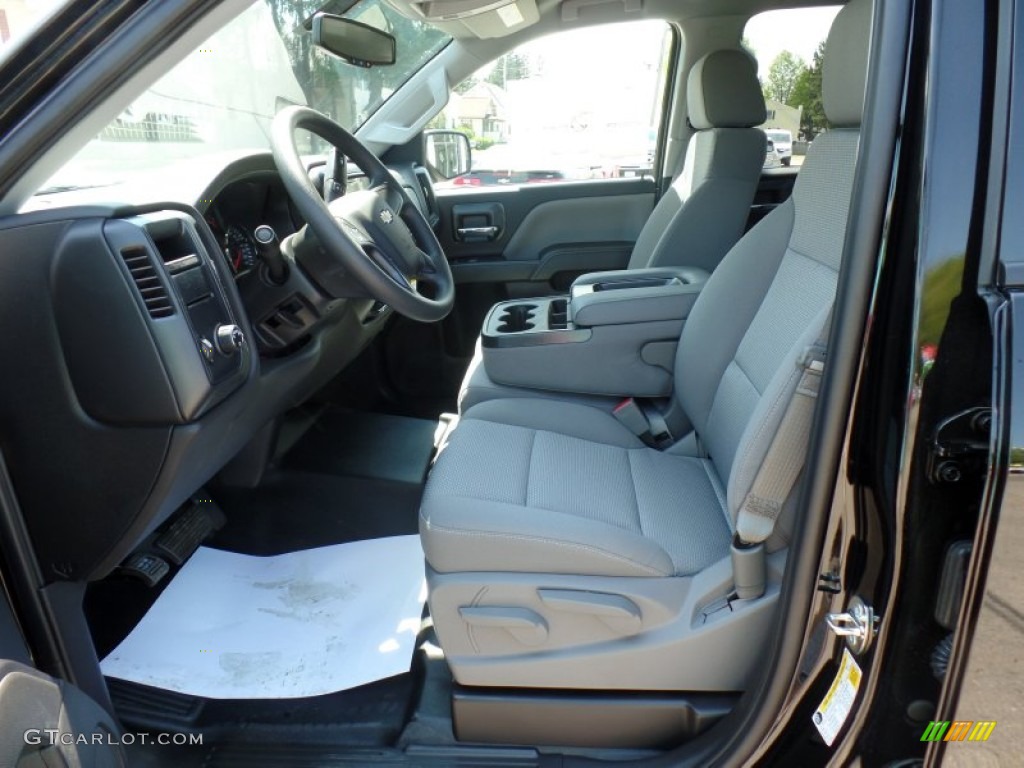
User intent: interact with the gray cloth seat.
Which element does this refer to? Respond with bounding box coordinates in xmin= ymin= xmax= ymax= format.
xmin=420 ymin=0 xmax=873 ymax=693
xmin=629 ymin=48 xmax=767 ymax=272
xmin=422 ymin=398 xmax=731 ymax=579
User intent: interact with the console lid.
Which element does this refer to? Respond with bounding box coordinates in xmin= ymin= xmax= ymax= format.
xmin=570 ymin=267 xmax=709 ymax=327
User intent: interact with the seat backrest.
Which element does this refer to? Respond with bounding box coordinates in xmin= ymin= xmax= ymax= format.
xmin=628 ymin=49 xmax=766 ymax=272
xmin=674 ymin=0 xmax=873 ymax=542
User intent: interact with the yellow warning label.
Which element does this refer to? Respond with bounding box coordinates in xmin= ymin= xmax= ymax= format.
xmin=813 ymin=648 xmax=862 ymax=747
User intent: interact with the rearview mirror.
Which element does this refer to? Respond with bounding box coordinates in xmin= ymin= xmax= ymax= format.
xmin=312 ymin=13 xmax=396 ymax=68
xmin=424 ymin=130 xmax=472 ymax=181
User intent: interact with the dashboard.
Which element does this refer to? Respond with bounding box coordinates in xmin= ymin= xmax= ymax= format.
xmin=203 ymin=179 xmax=298 ymax=276
xmin=0 ymin=149 xmax=441 ymax=584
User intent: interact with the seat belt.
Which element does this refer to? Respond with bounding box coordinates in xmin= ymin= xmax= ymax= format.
xmin=612 ymin=397 xmax=674 ymax=449
xmin=731 ymin=306 xmax=833 ymax=599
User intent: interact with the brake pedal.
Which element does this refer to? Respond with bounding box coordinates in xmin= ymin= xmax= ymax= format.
xmin=155 ymin=496 xmax=226 ymax=565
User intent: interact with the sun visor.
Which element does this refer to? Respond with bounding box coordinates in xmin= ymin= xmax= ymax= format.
xmin=393 ymin=0 xmax=538 ymax=38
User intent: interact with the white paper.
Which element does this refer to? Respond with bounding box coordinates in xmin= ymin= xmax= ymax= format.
xmin=101 ymin=536 xmax=427 ymax=699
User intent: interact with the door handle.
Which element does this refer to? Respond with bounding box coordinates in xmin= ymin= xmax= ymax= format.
xmin=457 ymin=225 xmax=499 ymax=241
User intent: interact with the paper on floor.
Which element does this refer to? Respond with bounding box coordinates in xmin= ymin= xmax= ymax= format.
xmin=101 ymin=536 xmax=426 ymax=699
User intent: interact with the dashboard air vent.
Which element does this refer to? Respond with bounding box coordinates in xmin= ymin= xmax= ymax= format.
xmin=120 ymin=246 xmax=175 ymax=318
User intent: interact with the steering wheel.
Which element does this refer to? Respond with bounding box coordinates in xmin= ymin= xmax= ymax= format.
xmin=271 ymin=106 xmax=454 ymax=323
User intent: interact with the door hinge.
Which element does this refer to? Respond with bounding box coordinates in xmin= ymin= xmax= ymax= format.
xmin=926 ymin=406 xmax=991 ymax=485
xmin=825 ymin=596 xmax=880 ymax=655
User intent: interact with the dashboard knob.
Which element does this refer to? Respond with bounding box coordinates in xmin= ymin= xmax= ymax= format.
xmin=214 ymin=324 xmax=245 ymax=355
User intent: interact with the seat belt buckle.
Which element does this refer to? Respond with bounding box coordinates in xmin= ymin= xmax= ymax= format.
xmin=612 ymin=398 xmax=673 ymax=448
xmin=613 ymin=398 xmax=652 ymax=439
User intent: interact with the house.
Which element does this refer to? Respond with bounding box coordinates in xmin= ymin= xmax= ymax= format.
xmin=761 ymin=99 xmax=802 ymax=138
xmin=443 ymin=82 xmax=509 ymax=142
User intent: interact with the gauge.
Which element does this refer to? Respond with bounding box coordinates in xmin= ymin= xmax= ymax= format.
xmin=224 ymin=225 xmax=257 ymax=274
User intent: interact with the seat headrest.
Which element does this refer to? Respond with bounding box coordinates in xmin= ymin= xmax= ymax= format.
xmin=823 ymin=0 xmax=873 ymax=127
xmin=687 ymin=49 xmax=766 ymax=130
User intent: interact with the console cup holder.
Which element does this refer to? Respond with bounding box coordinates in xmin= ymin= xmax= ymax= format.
xmin=548 ymin=298 xmax=569 ymax=329
xmin=496 ymin=303 xmax=538 ymax=333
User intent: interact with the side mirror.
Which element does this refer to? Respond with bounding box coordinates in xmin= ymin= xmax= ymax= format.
xmin=312 ymin=13 xmax=396 ymax=68
xmin=423 ymin=130 xmax=472 ymax=181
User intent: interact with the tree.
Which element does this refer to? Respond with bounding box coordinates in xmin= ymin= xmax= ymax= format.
xmin=266 ymin=0 xmax=443 ymax=130
xmin=763 ymin=50 xmax=806 ymax=105
xmin=267 ymin=0 xmax=338 ymax=118
xmin=790 ymin=40 xmax=828 ymax=140
xmin=1011 ymin=447 xmax=1024 ymax=467
xmin=485 ymin=52 xmax=531 ymax=88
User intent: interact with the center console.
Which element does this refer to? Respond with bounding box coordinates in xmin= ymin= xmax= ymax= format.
xmin=480 ymin=267 xmax=708 ymax=397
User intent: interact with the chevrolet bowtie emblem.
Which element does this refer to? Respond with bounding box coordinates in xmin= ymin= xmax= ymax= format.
xmin=379 ymin=209 xmax=394 ymax=224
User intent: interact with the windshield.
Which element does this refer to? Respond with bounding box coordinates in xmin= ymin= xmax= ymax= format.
xmin=39 ymin=0 xmax=450 ymax=194
xmin=766 ymin=130 xmax=791 ymax=143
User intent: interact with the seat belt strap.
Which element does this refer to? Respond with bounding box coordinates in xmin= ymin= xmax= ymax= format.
xmin=730 ymin=307 xmax=833 ymax=599
xmin=735 ymin=343 xmax=826 ymax=543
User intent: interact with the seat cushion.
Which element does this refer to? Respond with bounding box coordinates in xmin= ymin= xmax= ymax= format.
xmin=420 ymin=399 xmax=733 ymax=578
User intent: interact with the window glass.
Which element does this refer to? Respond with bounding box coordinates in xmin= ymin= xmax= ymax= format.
xmin=744 ymin=6 xmax=841 ymax=164
xmin=433 ymin=20 xmax=674 ymax=187
xmin=37 ymin=0 xmax=450 ymax=195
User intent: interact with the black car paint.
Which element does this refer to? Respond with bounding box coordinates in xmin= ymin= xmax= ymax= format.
xmin=935 ymin=0 xmax=1024 ymax=760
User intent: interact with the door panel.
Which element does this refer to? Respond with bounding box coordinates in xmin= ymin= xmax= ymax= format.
xmin=436 ymin=178 xmax=655 ymax=287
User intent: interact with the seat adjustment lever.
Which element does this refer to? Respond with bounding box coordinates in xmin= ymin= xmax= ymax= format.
xmin=459 ymin=606 xmax=548 ymax=646
xmin=538 ymin=589 xmax=642 ymax=632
